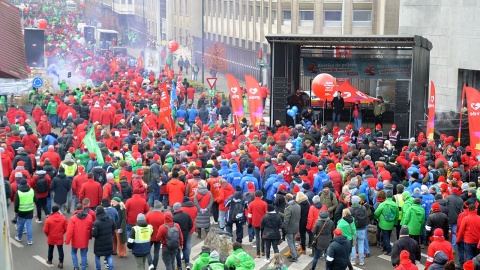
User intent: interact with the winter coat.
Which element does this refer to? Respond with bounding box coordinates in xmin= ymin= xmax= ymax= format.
xmin=425 ymin=238 xmax=454 ymax=269
xmin=92 ymin=212 xmax=116 ymax=256
xmin=337 ymin=215 xmax=356 ymax=241
xmin=166 ymin=178 xmax=186 ymax=206
xmin=193 ymin=187 xmax=213 ymax=229
xmin=457 ymin=210 xmax=480 ymax=244
xmin=334 ymin=200 xmax=350 ymax=225
xmin=319 ymin=189 xmax=338 ymax=219
xmin=119 ymin=181 xmax=133 ymax=203
xmin=114 ymin=205 xmax=127 ymax=243
xmin=13 ymin=152 xmax=33 ymax=174
xmin=391 ymin=236 xmax=421 ymax=267
xmin=401 ymin=203 xmax=425 ymax=236
xmin=306 ymin=202 xmax=328 ymax=231
xmin=65 ymin=210 xmax=94 ymax=249
xmin=156 ymin=212 xmax=184 ymax=249
xmin=173 ymin=209 xmax=194 ymax=240
xmin=427 ymin=251 xmax=448 ymax=270
xmin=284 ymin=200 xmax=301 ymax=234
xmin=374 ymin=198 xmax=400 ymax=230
xmin=325 ymin=235 xmax=352 ymax=270
xmin=182 ymin=201 xmax=198 ymax=233
xmin=41 ymin=149 xmax=61 ymax=169
xmin=146 ymin=210 xmax=165 ymax=242
xmin=125 ymin=194 xmax=150 ymax=225
xmin=79 ymin=178 xmax=102 ymax=207
xmin=425 ymin=210 xmax=450 ymax=240
xmin=445 ymin=193 xmax=463 ymax=225
xmin=274 ymin=193 xmax=287 ymax=215
xmin=260 ymin=212 xmax=285 ymax=240
xmin=225 ymin=248 xmax=256 ymax=270
xmin=297 ymin=193 xmax=310 ymax=230
xmin=50 ymin=173 xmax=71 ymax=205
xmin=218 ymin=182 xmax=234 ymax=211
xmin=312 ymin=218 xmax=335 ymax=251
xmin=247 ymin=197 xmax=267 ymax=227
xmin=43 ymin=212 xmax=68 ymax=245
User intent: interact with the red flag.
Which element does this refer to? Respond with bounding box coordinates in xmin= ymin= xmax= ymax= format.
xmin=111 ymin=58 xmax=118 ymax=72
xmin=459 ymin=85 xmax=466 ymax=143
xmin=226 ymin=74 xmax=245 ymax=120
xmin=164 ymin=64 xmax=169 ymax=76
xmin=233 ymin=113 xmax=242 ymax=136
xmin=244 ymin=75 xmax=263 ymax=126
xmin=158 ymin=85 xmax=176 ymax=137
xmin=426 ymin=81 xmax=436 ymax=140
xmin=465 ymin=86 xmax=480 ymax=156
xmin=138 ymin=55 xmax=143 ymax=69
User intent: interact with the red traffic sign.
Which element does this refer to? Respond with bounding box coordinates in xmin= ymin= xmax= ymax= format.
xmin=206 ymin=77 xmax=217 ymax=89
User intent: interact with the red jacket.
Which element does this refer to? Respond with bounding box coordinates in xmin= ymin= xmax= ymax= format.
xmin=30 ymin=174 xmax=52 ymax=199
xmin=457 ymin=210 xmax=480 ymax=244
xmin=9 ymin=169 xmax=30 ymax=184
xmin=103 ymin=180 xmax=122 ymax=201
xmin=425 ymin=237 xmax=453 ymax=269
xmin=40 ymin=149 xmax=61 ymax=169
xmin=166 ymin=178 xmax=186 ymax=206
xmin=37 ymin=120 xmax=52 ymax=136
xmin=156 ymin=212 xmax=183 ymax=248
xmin=207 ymin=176 xmax=222 ymax=202
xmin=72 ymin=173 xmax=88 ymax=197
xmin=306 ymin=203 xmax=328 ymax=231
xmin=44 ymin=212 xmax=68 ymax=245
xmin=125 ymin=194 xmax=150 ymax=225
xmin=79 ymin=178 xmax=103 ymax=207
xmin=65 ymin=210 xmax=94 ymax=249
xmin=32 ymin=108 xmax=44 ymax=123
xmin=275 ymin=162 xmax=292 ymax=184
xmin=1 ymin=153 xmax=12 ymax=180
xmin=218 ymin=182 xmax=234 ymax=211
xmin=89 ymin=107 xmax=102 ymax=123
xmin=100 ymin=110 xmax=113 ymax=125
xmin=22 ymin=134 xmax=40 ymax=154
xmin=328 ymin=170 xmax=343 ymax=194
xmin=182 ymin=203 xmax=198 ymax=233
xmin=146 ymin=210 xmax=165 ymax=242
xmin=247 ymin=197 xmax=267 ymax=227
xmin=62 ymin=107 xmax=77 ymax=120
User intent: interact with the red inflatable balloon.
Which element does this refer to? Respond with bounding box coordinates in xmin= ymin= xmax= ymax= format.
xmin=37 ymin=19 xmax=47 ymax=29
xmin=168 ymin=41 xmax=178 ymax=52
xmin=312 ymin=73 xmax=337 ymax=99
xmin=23 ymin=7 xmax=29 ymax=13
xmin=80 ymin=3 xmax=84 ymax=7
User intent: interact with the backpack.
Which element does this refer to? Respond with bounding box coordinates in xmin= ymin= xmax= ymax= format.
xmin=230 ymin=198 xmax=245 ymax=222
xmin=384 ymin=205 xmax=396 ymax=222
xmin=431 ymin=170 xmax=441 ymax=184
xmin=164 ymin=223 xmax=180 ymax=250
xmin=36 ymin=175 xmax=48 ymax=193
xmin=368 ymin=187 xmax=376 ymax=204
xmin=202 ymin=262 xmax=228 ymax=270
xmin=352 ymin=206 xmax=367 ymax=229
xmin=213 ymin=97 xmax=219 ymax=105
xmin=109 ymin=183 xmax=123 ymax=200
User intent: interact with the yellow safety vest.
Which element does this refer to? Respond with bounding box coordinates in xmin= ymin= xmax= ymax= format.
xmin=394 ymin=194 xmax=404 ymax=220
xmin=18 ymin=189 xmax=35 ymax=212
xmin=62 ymin=163 xmax=78 ymax=176
xmin=133 ymin=225 xmax=153 ymax=243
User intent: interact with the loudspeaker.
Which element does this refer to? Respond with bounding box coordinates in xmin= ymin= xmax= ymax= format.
xmin=24 ymin=28 xmax=45 ymax=68
xmin=272 ymin=77 xmax=288 ymax=126
xmin=84 ymin=26 xmax=95 ymax=43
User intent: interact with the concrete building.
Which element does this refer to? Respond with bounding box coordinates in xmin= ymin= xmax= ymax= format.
xmin=399 ymin=0 xmax=480 ymax=112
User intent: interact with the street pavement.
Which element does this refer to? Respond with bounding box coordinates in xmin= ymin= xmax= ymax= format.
xmin=9 ymin=204 xmax=432 ymax=270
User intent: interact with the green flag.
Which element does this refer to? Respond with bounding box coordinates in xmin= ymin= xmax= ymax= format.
xmin=82 ymin=127 xmax=104 ymax=165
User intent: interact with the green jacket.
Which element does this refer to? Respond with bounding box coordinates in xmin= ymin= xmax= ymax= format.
xmin=192 ymin=252 xmax=210 ymax=270
xmin=76 ymin=151 xmax=90 ymax=168
xmin=204 ymin=258 xmax=227 ymax=270
xmin=58 ymin=81 xmax=68 ymax=91
xmin=337 ymin=216 xmax=356 ymax=240
xmin=402 ymin=194 xmax=414 ymax=216
xmin=374 ymin=101 xmax=386 ymax=116
xmin=400 ymin=203 xmax=425 ymax=235
xmin=374 ymin=198 xmax=399 ymax=230
xmin=225 ymin=248 xmax=255 ymax=270
xmin=46 ymin=101 xmax=58 ymax=115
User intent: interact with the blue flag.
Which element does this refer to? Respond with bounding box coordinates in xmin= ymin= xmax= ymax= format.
xmin=170 ymin=81 xmax=177 ymax=117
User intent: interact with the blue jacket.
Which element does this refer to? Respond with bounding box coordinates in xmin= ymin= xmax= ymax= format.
xmin=407 ymin=165 xmax=422 ymax=179
xmin=227 ymin=164 xmax=243 ymax=189
xmin=175 ymin=108 xmax=187 ymax=120
xmin=264 ymin=174 xmax=279 ymax=201
xmin=187 ymin=108 xmax=198 ymax=122
xmin=240 ymin=174 xmax=259 ymax=194
xmin=271 ymin=177 xmax=290 ymax=200
xmin=218 ymin=161 xmax=230 ymax=179
xmin=406 ymin=180 xmax=423 ymax=195
xmin=104 ymin=206 xmax=119 ymax=224
xmin=44 ymin=134 xmax=58 ymax=145
xmin=421 ymin=193 xmax=435 ymax=219
xmin=312 ymin=170 xmax=330 ymax=194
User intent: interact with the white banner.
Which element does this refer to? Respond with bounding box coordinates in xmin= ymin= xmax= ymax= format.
xmin=144 ymin=50 xmax=161 ymax=74
xmin=0 ymin=78 xmax=34 ymax=95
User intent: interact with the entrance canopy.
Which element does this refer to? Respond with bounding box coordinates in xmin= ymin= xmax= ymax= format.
xmin=326 ymin=81 xmax=376 ymax=103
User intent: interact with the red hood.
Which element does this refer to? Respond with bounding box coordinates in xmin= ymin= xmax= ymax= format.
xmin=164 ymin=212 xmax=173 ymax=225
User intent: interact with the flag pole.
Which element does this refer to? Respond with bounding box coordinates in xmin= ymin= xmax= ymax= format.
xmin=459 ymin=85 xmax=466 ymax=143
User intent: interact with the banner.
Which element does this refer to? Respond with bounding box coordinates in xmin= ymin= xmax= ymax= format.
xmin=233 ymin=113 xmax=242 ymax=136
xmin=303 ymin=58 xmax=412 ymax=79
xmin=226 ymin=74 xmax=245 ymax=119
xmin=0 ymin=78 xmax=34 ymax=95
xmin=465 ymin=86 xmax=480 ymax=156
xmin=459 ymin=85 xmax=466 ymax=143
xmin=82 ymin=127 xmax=104 ymax=165
xmin=244 ymin=75 xmax=263 ymax=126
xmin=426 ymin=81 xmax=436 ymax=140
xmin=138 ymin=55 xmax=143 ymax=70
xmin=144 ymin=50 xmax=160 ymax=74
xmin=158 ymin=85 xmax=176 ymax=137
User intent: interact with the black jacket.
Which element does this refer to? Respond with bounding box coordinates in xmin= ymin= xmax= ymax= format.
xmin=325 ymin=235 xmax=352 ymax=270
xmin=15 ymin=183 xmax=37 ymax=219
xmin=260 ymin=212 xmax=285 ymax=239
xmin=50 ymin=173 xmax=71 ymax=205
xmin=331 ymin=96 xmax=344 ymax=114
xmin=43 ymin=164 xmax=57 ymax=180
xmin=80 ymin=104 xmax=90 ymax=120
xmin=120 ymin=181 xmax=133 ymax=203
xmin=92 ymin=212 xmax=116 ymax=256
xmin=198 ymin=107 xmax=209 ymax=124
xmin=312 ymin=218 xmax=335 ymax=251
xmin=218 ymin=105 xmax=231 ymax=120
xmin=425 ymin=210 xmax=450 ymax=240
xmin=13 ymin=152 xmax=33 ymax=174
xmin=298 ymin=199 xmax=310 ymax=229
xmin=173 ymin=209 xmax=194 ymax=240
xmin=391 ymin=236 xmax=421 ymax=267
xmin=445 ymin=193 xmax=464 ymax=224
xmin=367 ymin=146 xmax=383 ymax=163
xmin=92 ymin=167 xmax=107 ymax=186
xmin=334 ymin=200 xmax=349 ymax=225
xmin=436 ymin=199 xmax=449 ymax=217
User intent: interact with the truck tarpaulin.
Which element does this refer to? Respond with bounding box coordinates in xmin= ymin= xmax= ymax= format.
xmin=0 ymin=78 xmax=34 ymax=95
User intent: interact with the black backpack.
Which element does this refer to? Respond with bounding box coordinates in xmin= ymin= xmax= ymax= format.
xmin=368 ymin=187 xmax=376 ymax=205
xmin=164 ymin=223 xmax=180 ymax=250
xmin=431 ymin=170 xmax=441 ymax=184
xmin=213 ymin=97 xmax=219 ymax=105
xmin=230 ymin=197 xmax=245 ymax=222
xmin=110 ymin=183 xmax=123 ymax=200
xmin=352 ymin=206 xmax=367 ymax=229
xmin=36 ymin=175 xmax=48 ymax=193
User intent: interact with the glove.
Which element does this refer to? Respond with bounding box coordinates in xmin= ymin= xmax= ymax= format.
xmin=117 ymin=229 xmax=122 ymax=233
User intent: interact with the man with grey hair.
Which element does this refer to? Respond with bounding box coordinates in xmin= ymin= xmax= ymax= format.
xmin=173 ymin=202 xmax=194 ymax=270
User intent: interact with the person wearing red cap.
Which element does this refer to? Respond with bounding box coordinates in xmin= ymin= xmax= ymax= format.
xmin=131 ymin=172 xmax=147 ymax=201
xmin=464 ymin=260 xmax=476 ymax=270
xmin=457 ymin=203 xmax=480 ymax=262
xmin=425 ymin=228 xmax=454 ymax=269
xmin=425 ymin=202 xmax=449 ymax=241
xmin=325 ymin=228 xmax=353 ymax=270
xmin=462 ymin=146 xmax=478 ymax=171
xmin=394 ymin=250 xmax=418 ymax=270
xmin=387 ymin=124 xmax=400 ymax=147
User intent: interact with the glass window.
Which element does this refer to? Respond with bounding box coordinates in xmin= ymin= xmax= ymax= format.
xmin=264 ymin=6 xmax=269 ymax=23
xmin=249 ymin=4 xmax=253 ymax=21
xmin=212 ymin=0 xmax=216 ymax=16
xmin=230 ymin=1 xmax=233 ymax=19
xmin=256 ymin=5 xmax=260 ymax=22
xmin=324 ymin=3 xmax=342 ymax=26
xmin=185 ymin=0 xmax=188 ymax=16
xmin=272 ymin=9 xmax=277 ymax=24
xmin=179 ymin=0 xmax=182 ymax=15
xmin=299 ymin=10 xmax=314 ymax=26
xmin=224 ymin=0 xmax=227 ymax=18
xmin=236 ymin=2 xmax=239 ymax=19
xmin=282 ymin=10 xmax=291 ymax=25
xmin=174 ymin=0 xmax=177 ymax=14
xmin=353 ymin=2 xmax=372 ymax=27
xmin=242 ymin=4 xmax=246 ymax=20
